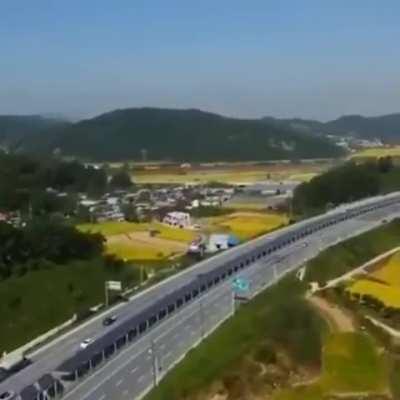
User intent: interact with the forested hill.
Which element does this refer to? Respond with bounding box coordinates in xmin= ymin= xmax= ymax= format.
xmin=28 ymin=108 xmax=343 ymax=161
xmin=263 ymin=113 xmax=400 ymax=142
xmin=324 ymin=113 xmax=400 ymax=141
xmin=0 ymin=115 xmax=70 ymax=151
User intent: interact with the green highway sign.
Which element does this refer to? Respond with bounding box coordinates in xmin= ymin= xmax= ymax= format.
xmin=232 ymin=277 xmax=250 ymax=293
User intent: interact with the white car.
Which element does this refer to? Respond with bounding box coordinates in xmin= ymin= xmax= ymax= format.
xmin=80 ymin=338 xmax=94 ymax=349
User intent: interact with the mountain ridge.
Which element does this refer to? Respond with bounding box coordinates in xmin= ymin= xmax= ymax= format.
xmin=5 ymin=107 xmax=400 ymax=162
xmin=32 ymin=107 xmax=343 ymax=161
xmin=262 ymin=113 xmax=400 ymax=141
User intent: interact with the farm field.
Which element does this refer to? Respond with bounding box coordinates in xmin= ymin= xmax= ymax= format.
xmin=78 ymin=212 xmax=285 ymax=262
xmin=348 ymin=251 xmax=400 ymax=308
xmin=203 ymin=211 xmax=288 ymax=240
xmin=78 ymin=221 xmax=197 ymax=242
xmin=78 ymin=221 xmax=198 ymax=262
xmin=106 ymin=232 xmax=188 ymax=261
xmin=351 ymin=146 xmax=400 ymax=160
xmin=131 ymin=162 xmax=329 ymax=185
xmin=275 ymin=333 xmax=388 ymax=400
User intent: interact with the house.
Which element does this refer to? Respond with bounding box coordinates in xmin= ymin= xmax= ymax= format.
xmin=163 ymin=211 xmax=192 ymax=228
xmin=0 ymin=212 xmax=9 ymax=222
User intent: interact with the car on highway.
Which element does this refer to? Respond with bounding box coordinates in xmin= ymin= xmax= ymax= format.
xmin=0 ymin=391 xmax=15 ymax=400
xmin=103 ymin=315 xmax=118 ymax=326
xmin=79 ymin=338 xmax=94 ymax=349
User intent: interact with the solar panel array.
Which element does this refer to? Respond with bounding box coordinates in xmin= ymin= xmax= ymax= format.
xmin=15 ymin=192 xmax=400 ymax=399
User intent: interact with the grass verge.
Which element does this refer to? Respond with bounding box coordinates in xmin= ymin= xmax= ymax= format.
xmin=144 ymin=276 xmax=326 ymax=400
xmin=0 ymin=258 xmax=139 ymax=353
xmin=305 ymin=219 xmax=400 ymax=285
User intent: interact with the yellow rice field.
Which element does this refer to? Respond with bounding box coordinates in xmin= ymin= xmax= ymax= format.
xmin=204 ymin=212 xmax=288 ymax=240
xmin=351 ymin=146 xmax=400 ymax=160
xmin=78 ymin=221 xmax=197 ymax=261
xmin=78 ymin=221 xmax=197 ymax=243
xmin=348 ymin=251 xmax=400 ymax=308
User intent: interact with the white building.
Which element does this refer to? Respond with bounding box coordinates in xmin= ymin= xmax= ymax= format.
xmin=163 ymin=211 xmax=192 ymax=228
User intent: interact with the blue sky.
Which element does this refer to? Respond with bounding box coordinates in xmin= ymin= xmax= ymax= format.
xmin=1 ymin=0 xmax=399 ymax=120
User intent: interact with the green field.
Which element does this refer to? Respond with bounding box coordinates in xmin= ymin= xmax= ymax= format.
xmin=305 ymin=219 xmax=400 ymax=285
xmin=275 ymin=333 xmax=387 ymax=399
xmin=0 ymin=259 xmax=139 ymax=353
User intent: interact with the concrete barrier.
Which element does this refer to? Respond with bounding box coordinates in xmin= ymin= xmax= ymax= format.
xmin=0 ymin=314 xmax=77 ymax=369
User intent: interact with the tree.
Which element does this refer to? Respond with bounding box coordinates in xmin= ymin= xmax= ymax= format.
xmin=293 ymin=162 xmax=381 ymax=215
xmin=110 ymin=170 xmax=133 ymax=189
xmin=378 ymin=156 xmax=393 ymax=173
xmin=122 ymin=203 xmax=139 ymax=222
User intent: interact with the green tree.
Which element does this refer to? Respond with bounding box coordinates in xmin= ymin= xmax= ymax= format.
xmin=110 ymin=169 xmax=133 ymax=189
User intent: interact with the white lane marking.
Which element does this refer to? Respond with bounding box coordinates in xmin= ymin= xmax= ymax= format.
xmin=60 ymin=209 xmax=398 ymax=400
xmin=130 ymin=366 xmax=138 ymax=374
xmin=164 ymin=351 xmax=172 ymax=359
xmin=116 ymin=379 xmax=123 ymax=387
xmin=137 ymin=374 xmax=146 ymax=383
xmin=98 ymin=395 xmax=106 ymax=400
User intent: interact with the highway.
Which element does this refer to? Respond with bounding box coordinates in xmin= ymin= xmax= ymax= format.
xmin=2 ymin=192 xmax=400 ymax=400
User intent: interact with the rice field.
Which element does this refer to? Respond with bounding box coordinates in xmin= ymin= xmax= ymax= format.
xmin=348 ymin=251 xmax=400 ymax=308
xmin=78 ymin=221 xmax=197 ymax=243
xmin=351 ymin=146 xmax=400 ymax=160
xmin=275 ymin=333 xmax=388 ymax=399
xmin=78 ymin=221 xmax=198 ymax=262
xmin=204 ymin=212 xmax=288 ymax=240
xmin=131 ymin=163 xmax=328 ymax=185
xmin=106 ymin=234 xmax=187 ymax=261
xmin=78 ymin=212 xmax=287 ymax=261
xmin=371 ymin=251 xmax=400 ymax=286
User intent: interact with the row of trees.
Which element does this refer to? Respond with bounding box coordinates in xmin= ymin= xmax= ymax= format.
xmin=0 ymin=219 xmax=105 ymax=279
xmin=293 ymin=157 xmax=395 ymax=215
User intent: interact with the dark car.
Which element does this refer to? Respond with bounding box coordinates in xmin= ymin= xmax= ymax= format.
xmin=0 ymin=391 xmax=15 ymax=400
xmin=103 ymin=315 xmax=118 ymax=326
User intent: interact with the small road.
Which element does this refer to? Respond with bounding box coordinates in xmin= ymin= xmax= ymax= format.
xmin=308 ymin=296 xmax=355 ymax=332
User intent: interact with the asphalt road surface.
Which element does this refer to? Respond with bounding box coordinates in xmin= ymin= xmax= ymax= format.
xmin=2 ymin=194 xmax=400 ymax=400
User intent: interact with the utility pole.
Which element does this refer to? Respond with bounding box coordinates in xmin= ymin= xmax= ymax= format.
xmin=200 ymin=301 xmax=205 ymax=339
xmin=149 ymin=340 xmax=158 ymax=386
xmin=28 ymin=198 xmax=33 ymax=221
xmin=105 ymin=282 xmax=109 ymax=307
xmin=140 ymin=265 xmax=144 ymax=285
xmin=141 ymin=149 xmax=148 ymax=163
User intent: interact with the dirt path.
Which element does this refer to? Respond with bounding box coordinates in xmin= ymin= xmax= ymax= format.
xmin=308 ymin=296 xmax=355 ymax=332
